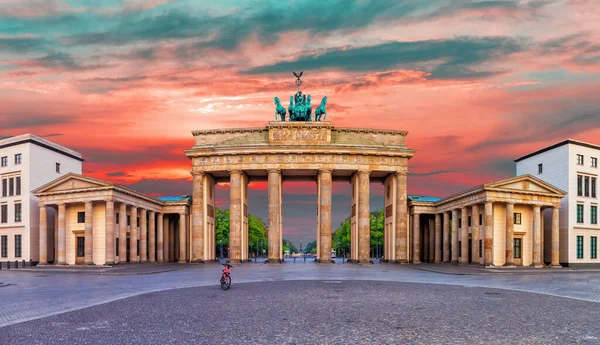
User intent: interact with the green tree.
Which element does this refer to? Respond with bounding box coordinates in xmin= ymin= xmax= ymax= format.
xmin=248 ymin=214 xmax=268 ymax=253
xmin=305 ymin=240 xmax=317 ymax=254
xmin=282 ymin=239 xmax=298 ymax=253
xmin=215 ymin=208 xmax=230 ymax=247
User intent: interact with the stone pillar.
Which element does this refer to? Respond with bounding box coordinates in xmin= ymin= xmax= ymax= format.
xmin=191 ymin=171 xmax=204 ymax=262
xmin=428 ymin=218 xmax=434 ymax=262
xmin=532 ymin=205 xmax=542 ymax=267
xmin=148 ymin=211 xmax=156 ymax=263
xmin=412 ymin=213 xmax=420 ymax=263
xmin=268 ymin=169 xmax=282 ymax=263
xmin=84 ymin=201 xmax=94 ymax=265
xmin=119 ymin=203 xmax=127 ymax=263
xmin=318 ymin=169 xmax=334 ymax=263
xmin=163 ymin=216 xmax=169 ymax=262
xmin=451 ymin=209 xmax=458 ymax=264
xmin=130 ymin=206 xmax=138 ymax=263
xmin=460 ymin=207 xmax=468 ymax=264
xmin=179 ymin=213 xmax=187 ymax=263
xmin=140 ymin=209 xmax=147 ymax=263
xmin=358 ymin=170 xmax=370 ymax=264
xmin=484 ymin=201 xmax=494 ymax=266
xmin=443 ymin=212 xmax=450 ymax=263
xmin=229 ymin=170 xmax=242 ymax=264
xmin=434 ymin=213 xmax=442 ymax=263
xmin=157 ymin=213 xmax=164 ymax=263
xmin=57 ymin=203 xmax=67 ymax=265
xmin=423 ymin=220 xmax=429 ymax=263
xmin=105 ymin=200 xmax=115 ymax=265
xmin=505 ymin=203 xmax=514 ymax=266
xmin=395 ymin=172 xmax=408 ymax=263
xmin=39 ymin=205 xmax=48 ymax=265
xmin=170 ymin=219 xmax=175 ymax=262
xmin=471 ymin=204 xmax=479 ymax=265
xmin=551 ymin=206 xmax=560 ymax=267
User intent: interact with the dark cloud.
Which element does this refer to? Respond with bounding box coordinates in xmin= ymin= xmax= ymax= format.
xmin=245 ymin=37 xmax=527 ymax=79
xmin=0 ymin=37 xmax=48 ymax=53
xmin=124 ymin=178 xmax=192 ymax=196
xmin=31 ymin=51 xmax=110 ymax=71
xmin=0 ymin=114 xmax=72 ymax=129
xmin=107 ymin=172 xmax=129 ymax=177
xmin=540 ymin=32 xmax=600 ymax=66
xmin=482 ymin=158 xmax=516 ymax=178
xmin=41 ymin=133 xmax=63 ymax=137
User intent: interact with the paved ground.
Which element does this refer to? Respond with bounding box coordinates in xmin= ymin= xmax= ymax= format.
xmin=1 ymin=261 xmax=600 ymax=343
xmin=2 ymin=280 xmax=599 ymax=344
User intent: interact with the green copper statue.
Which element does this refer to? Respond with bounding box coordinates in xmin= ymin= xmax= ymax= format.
xmin=274 ymin=71 xmax=327 ymax=122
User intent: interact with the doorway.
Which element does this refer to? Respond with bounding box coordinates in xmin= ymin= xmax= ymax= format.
xmin=76 ymin=236 xmax=84 ymax=265
xmin=514 ymin=237 xmax=523 ymax=266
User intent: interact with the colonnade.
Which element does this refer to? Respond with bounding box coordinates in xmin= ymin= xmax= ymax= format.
xmin=38 ymin=200 xmax=187 ymax=266
xmin=412 ymin=201 xmax=560 ymax=267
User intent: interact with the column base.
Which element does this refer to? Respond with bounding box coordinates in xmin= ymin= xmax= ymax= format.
xmin=503 ymin=263 xmax=516 ymax=267
xmin=190 ymin=259 xmax=204 ymax=264
xmin=149 ymin=260 xmax=156 ymax=264
xmin=395 ymin=259 xmax=409 ymax=264
xmin=85 ymin=262 xmax=95 ymax=265
xmin=451 ymin=260 xmax=458 ymax=265
xmin=551 ymin=263 xmax=562 ymax=268
xmin=532 ymin=264 xmax=544 ymax=268
xmin=434 ymin=260 xmax=442 ymax=264
xmin=104 ymin=261 xmax=115 ymax=266
xmin=177 ymin=260 xmax=187 ymax=264
xmin=267 ymin=258 xmax=282 ymax=264
xmin=140 ymin=260 xmax=148 ymax=263
xmin=413 ymin=260 xmax=421 ymax=264
xmin=484 ymin=262 xmax=494 ymax=267
xmin=56 ymin=261 xmax=67 ymax=265
xmin=37 ymin=262 xmax=48 ymax=266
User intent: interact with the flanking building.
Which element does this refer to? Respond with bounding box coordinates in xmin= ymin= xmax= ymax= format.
xmin=515 ymin=140 xmax=599 ymax=267
xmin=0 ymin=134 xmax=83 ymax=263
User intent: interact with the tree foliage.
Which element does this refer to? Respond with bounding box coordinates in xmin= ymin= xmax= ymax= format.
xmin=332 ymin=209 xmax=384 ymax=254
xmin=215 ymin=207 xmax=268 ymax=254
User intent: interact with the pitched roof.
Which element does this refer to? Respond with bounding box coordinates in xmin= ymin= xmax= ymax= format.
xmin=408 ymin=195 xmax=443 ymax=203
xmin=157 ymin=195 xmax=191 ymax=202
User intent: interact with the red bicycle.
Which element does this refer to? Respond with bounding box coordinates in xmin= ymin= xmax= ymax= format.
xmin=220 ymin=263 xmax=233 ymax=290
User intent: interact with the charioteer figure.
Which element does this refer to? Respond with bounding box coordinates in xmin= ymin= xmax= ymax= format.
xmin=273 ymin=71 xmax=327 ymax=122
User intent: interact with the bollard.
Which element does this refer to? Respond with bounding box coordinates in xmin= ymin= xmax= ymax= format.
xmin=23 ymin=259 xmax=25 ymax=267
xmin=7 ymin=261 xmax=10 ymax=269
xmin=293 ymin=257 xmax=296 ymax=264
xmin=15 ymin=260 xmax=18 ymax=269
xmin=304 ymin=256 xmax=306 ymax=263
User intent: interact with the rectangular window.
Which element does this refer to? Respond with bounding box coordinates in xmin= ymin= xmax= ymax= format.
xmin=56 ymin=163 xmax=60 ymax=173
xmin=577 ymin=236 xmax=584 ymax=259
xmin=577 ymin=204 xmax=584 ymax=223
xmin=592 ymin=237 xmax=597 ymax=259
xmin=77 ymin=211 xmax=85 ymax=223
xmin=116 ymin=239 xmax=119 ymax=256
xmin=15 ymin=176 xmax=20 ymax=196
xmin=14 ymin=203 xmax=21 ymax=223
xmin=8 ymin=177 xmax=14 ymax=196
xmin=578 ymin=175 xmax=583 ymax=196
xmin=585 ymin=176 xmax=590 ymax=197
xmin=538 ymin=163 xmax=543 ymax=174
xmin=592 ymin=157 xmax=598 ymax=168
xmin=116 ymin=213 xmax=119 ymax=224
xmin=577 ymin=154 xmax=584 ymax=165
xmin=479 ymin=214 xmax=483 ymax=225
xmin=458 ymin=218 xmax=462 ymax=228
xmin=127 ymin=215 xmax=131 ymax=226
xmin=479 ymin=239 xmax=483 ymax=257
xmin=592 ymin=206 xmax=598 ymax=225
xmin=513 ymin=213 xmax=522 ymax=225
xmin=14 ymin=154 xmax=22 ymax=165
xmin=1 ymin=156 xmax=7 ymax=167
xmin=468 ymin=216 xmax=471 ymax=227
xmin=592 ymin=178 xmax=597 ymax=198
xmin=14 ymin=235 xmax=21 ymax=258
xmin=1 ymin=236 xmax=6 ymax=257
xmin=1 ymin=179 xmax=6 ymax=197
xmin=77 ymin=237 xmax=85 ymax=257
xmin=1 ymin=204 xmax=7 ymax=223
xmin=514 ymin=238 xmax=522 ymax=259
xmin=137 ymin=217 xmax=140 ymax=226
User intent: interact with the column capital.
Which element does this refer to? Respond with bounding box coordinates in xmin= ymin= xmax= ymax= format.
xmin=267 ymin=168 xmax=281 ymax=174
xmin=318 ymin=168 xmax=333 ymax=175
xmin=506 ymin=202 xmax=515 ymax=206
xmin=179 ymin=212 xmax=186 ymax=216
xmin=357 ymin=170 xmax=371 ymax=175
xmin=38 ymin=202 xmax=46 ymax=208
xmin=57 ymin=201 xmax=65 ymax=206
xmin=191 ymin=170 xmax=205 ymax=177
xmin=395 ymin=170 xmax=408 ymax=176
xmin=85 ymin=200 xmax=94 ymax=205
xmin=228 ymin=169 xmax=243 ymax=175
xmin=104 ymin=197 xmax=113 ymax=203
xmin=149 ymin=210 xmax=156 ymax=215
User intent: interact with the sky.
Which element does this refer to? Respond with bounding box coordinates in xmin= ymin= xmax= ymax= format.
xmin=1 ymin=0 xmax=599 ymax=248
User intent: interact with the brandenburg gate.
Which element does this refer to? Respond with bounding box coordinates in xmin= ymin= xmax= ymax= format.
xmin=186 ymin=122 xmax=415 ymax=264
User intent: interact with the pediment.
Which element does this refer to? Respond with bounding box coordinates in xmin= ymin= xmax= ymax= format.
xmin=485 ymin=175 xmax=565 ymax=195
xmin=33 ymin=173 xmax=113 ymax=194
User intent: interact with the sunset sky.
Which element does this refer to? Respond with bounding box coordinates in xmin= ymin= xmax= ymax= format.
xmin=1 ymin=0 xmax=599 ymax=247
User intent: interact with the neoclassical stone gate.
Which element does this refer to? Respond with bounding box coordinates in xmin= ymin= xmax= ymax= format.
xmin=185 ymin=121 xmax=415 ymax=264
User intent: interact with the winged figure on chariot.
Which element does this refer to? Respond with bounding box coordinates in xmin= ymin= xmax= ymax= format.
xmin=273 ymin=71 xmax=327 ymax=122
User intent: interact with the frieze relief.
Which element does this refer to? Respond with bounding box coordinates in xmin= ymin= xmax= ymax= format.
xmin=269 ymin=127 xmax=329 ymax=144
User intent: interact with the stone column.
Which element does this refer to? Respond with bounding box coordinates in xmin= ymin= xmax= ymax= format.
xmin=140 ymin=209 xmax=147 ymax=263
xmin=130 ymin=206 xmax=138 ymax=263
xmin=551 ymin=206 xmax=560 ymax=267
xmin=178 ymin=213 xmax=187 ymax=263
xmin=484 ymin=201 xmax=494 ymax=266
xmin=318 ymin=169 xmax=334 ymax=263
xmin=451 ymin=209 xmax=458 ymax=264
xmin=170 ymin=219 xmax=175 ymax=262
xmin=229 ymin=170 xmax=242 ymax=264
xmin=148 ymin=211 xmax=156 ymax=263
xmin=191 ymin=171 xmax=205 ymax=262
xmin=57 ymin=203 xmax=67 ymax=265
xmin=358 ymin=170 xmax=370 ymax=264
xmin=105 ymin=200 xmax=115 ymax=265
xmin=505 ymin=203 xmax=514 ymax=266
xmin=157 ymin=213 xmax=164 ymax=263
xmin=532 ymin=205 xmax=542 ymax=267
xmin=471 ymin=204 xmax=479 ymax=265
xmin=460 ymin=207 xmax=468 ymax=264
xmin=434 ymin=213 xmax=442 ymax=263
xmin=423 ymin=220 xmax=429 ymax=263
xmin=39 ymin=205 xmax=48 ymax=265
xmin=84 ymin=201 xmax=94 ymax=265
xmin=119 ymin=203 xmax=127 ymax=263
xmin=163 ymin=216 xmax=169 ymax=262
xmin=268 ymin=169 xmax=282 ymax=263
xmin=428 ymin=218 xmax=434 ymax=262
xmin=412 ymin=213 xmax=420 ymax=263
xmin=443 ymin=212 xmax=450 ymax=263
xmin=395 ymin=171 xmax=408 ymax=263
